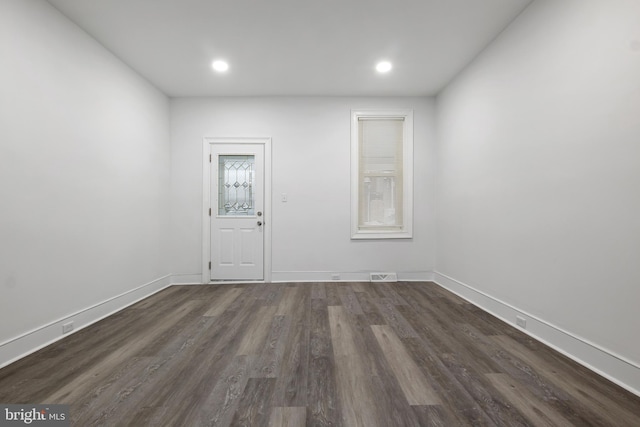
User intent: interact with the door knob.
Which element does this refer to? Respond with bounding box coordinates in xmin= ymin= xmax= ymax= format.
xmin=257 ymin=221 xmax=263 ymax=226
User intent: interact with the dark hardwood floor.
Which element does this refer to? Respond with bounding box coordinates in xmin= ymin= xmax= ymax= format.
xmin=1 ymin=282 xmax=639 ymax=426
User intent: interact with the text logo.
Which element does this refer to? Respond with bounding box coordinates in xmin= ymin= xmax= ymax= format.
xmin=1 ymin=405 xmax=69 ymax=426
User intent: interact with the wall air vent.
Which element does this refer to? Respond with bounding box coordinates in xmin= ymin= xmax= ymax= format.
xmin=370 ymin=272 xmax=398 ymax=282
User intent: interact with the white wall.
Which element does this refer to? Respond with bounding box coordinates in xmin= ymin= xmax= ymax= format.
xmin=170 ymin=97 xmax=436 ymax=282
xmin=436 ymin=0 xmax=640 ymax=392
xmin=0 ymin=0 xmax=171 ymax=363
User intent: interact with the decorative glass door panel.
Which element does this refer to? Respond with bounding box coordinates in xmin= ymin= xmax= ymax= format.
xmin=210 ymin=144 xmax=264 ymax=281
xmin=218 ymin=155 xmax=255 ymax=216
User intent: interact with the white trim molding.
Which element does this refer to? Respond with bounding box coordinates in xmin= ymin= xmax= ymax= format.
xmin=202 ymin=137 xmax=273 ymax=283
xmin=0 ymin=275 xmax=172 ymax=369
xmin=271 ymin=270 xmax=433 ymax=283
xmin=432 ymin=271 xmax=640 ymax=397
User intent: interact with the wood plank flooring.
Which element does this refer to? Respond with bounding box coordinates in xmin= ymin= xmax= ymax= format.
xmin=1 ymin=282 xmax=639 ymax=426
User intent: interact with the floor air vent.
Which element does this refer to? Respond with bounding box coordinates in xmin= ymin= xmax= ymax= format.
xmin=370 ymin=272 xmax=398 ymax=282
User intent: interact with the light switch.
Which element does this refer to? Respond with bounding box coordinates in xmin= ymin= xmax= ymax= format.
xmin=281 ymin=193 xmax=288 ymax=202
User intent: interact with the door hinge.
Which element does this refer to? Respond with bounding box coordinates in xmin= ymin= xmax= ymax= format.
xmin=209 ymin=154 xmax=212 ymax=162
xmin=208 ymin=261 xmax=211 ymax=270
xmin=209 ymin=208 xmax=211 ymax=216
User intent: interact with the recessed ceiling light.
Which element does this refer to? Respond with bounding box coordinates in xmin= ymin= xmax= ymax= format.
xmin=212 ymin=60 xmax=229 ymax=73
xmin=376 ymin=61 xmax=392 ymax=73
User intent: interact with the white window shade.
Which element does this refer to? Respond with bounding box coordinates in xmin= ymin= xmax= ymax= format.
xmin=351 ymin=110 xmax=413 ymax=239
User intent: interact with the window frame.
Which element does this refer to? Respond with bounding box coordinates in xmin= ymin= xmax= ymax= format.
xmin=350 ymin=109 xmax=414 ymax=240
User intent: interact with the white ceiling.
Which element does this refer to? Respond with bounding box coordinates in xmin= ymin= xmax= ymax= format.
xmin=47 ymin=0 xmax=532 ymax=97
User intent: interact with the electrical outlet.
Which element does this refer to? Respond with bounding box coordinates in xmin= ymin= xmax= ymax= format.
xmin=516 ymin=315 xmax=526 ymax=329
xmin=62 ymin=322 xmax=74 ymax=334
xmin=331 ymin=274 xmax=340 ymax=281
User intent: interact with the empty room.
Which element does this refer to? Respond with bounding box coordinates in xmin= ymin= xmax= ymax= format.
xmin=1 ymin=0 xmax=639 ymax=425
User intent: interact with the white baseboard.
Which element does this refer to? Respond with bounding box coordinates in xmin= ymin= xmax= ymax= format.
xmin=173 ymin=271 xmax=434 ymax=284
xmin=271 ymin=271 xmax=369 ymax=282
xmin=433 ymin=272 xmax=640 ymax=397
xmin=171 ymin=273 xmax=203 ymax=285
xmin=270 ymin=270 xmax=434 ymax=283
xmin=0 ymin=275 xmax=172 ymax=369
xmin=399 ymin=271 xmax=435 ymax=282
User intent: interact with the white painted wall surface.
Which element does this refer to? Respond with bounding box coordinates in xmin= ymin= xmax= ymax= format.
xmin=0 ymin=1 xmax=171 ymax=351
xmin=170 ymin=97 xmax=436 ymax=282
xmin=437 ymin=0 xmax=640 ymax=375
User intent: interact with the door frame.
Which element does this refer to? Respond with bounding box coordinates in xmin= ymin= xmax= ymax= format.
xmin=202 ymin=137 xmax=272 ymax=283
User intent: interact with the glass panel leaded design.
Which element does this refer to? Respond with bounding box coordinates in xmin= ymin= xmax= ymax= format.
xmin=218 ymin=155 xmax=255 ymax=216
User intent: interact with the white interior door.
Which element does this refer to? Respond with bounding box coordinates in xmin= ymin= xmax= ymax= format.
xmin=210 ymin=143 xmax=264 ymax=280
